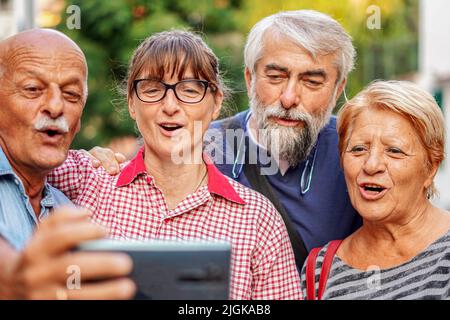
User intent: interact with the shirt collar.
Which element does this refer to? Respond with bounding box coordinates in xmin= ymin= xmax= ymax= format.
xmin=203 ymin=153 xmax=246 ymax=204
xmin=116 ymin=147 xmax=246 ymax=205
xmin=0 ymin=146 xmax=14 ymax=175
xmin=116 ymin=147 xmax=147 ymax=187
xmin=41 ymin=184 xmax=56 ymax=208
xmin=0 ymin=145 xmax=56 ymax=210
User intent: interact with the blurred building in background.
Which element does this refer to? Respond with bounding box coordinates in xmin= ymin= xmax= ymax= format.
xmin=0 ymin=0 xmax=35 ymax=39
xmin=0 ymin=0 xmax=14 ymax=39
xmin=0 ymin=0 xmax=65 ymax=39
xmin=419 ymin=0 xmax=450 ymax=209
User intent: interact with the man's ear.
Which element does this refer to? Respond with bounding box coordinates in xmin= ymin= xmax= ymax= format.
xmin=75 ymin=119 xmax=81 ymax=134
xmin=244 ymin=67 xmax=253 ymax=97
xmin=335 ymin=78 xmax=347 ymax=100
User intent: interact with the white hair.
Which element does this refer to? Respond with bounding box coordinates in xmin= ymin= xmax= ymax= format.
xmin=244 ymin=10 xmax=356 ymax=83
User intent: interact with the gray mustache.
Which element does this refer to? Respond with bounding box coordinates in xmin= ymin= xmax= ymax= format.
xmin=263 ymin=106 xmax=311 ymax=123
xmin=34 ymin=116 xmax=69 ymax=133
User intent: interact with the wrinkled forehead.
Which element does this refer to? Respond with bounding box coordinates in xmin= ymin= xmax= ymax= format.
xmin=256 ymin=30 xmax=340 ymax=76
xmin=2 ymin=41 xmax=87 ymax=80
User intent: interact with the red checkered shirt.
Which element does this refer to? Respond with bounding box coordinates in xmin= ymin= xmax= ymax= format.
xmin=48 ymin=148 xmax=302 ymax=300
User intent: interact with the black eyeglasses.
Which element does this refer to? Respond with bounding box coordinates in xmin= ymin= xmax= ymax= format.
xmin=133 ymin=79 xmax=215 ymax=104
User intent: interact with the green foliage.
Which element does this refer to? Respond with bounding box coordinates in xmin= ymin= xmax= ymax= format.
xmin=57 ymin=0 xmax=418 ymax=149
xmin=58 ymin=0 xmax=247 ymax=149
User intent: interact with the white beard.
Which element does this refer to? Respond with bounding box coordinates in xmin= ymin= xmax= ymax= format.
xmin=249 ymin=85 xmax=336 ymax=167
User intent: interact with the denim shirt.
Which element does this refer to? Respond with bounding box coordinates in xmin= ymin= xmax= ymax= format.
xmin=0 ymin=146 xmax=72 ymax=250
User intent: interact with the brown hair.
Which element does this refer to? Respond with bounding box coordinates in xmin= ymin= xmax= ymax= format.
xmin=126 ymin=30 xmax=228 ymax=101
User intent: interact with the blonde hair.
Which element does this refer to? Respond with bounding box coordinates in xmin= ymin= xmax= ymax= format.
xmin=337 ymin=80 xmax=445 ymax=198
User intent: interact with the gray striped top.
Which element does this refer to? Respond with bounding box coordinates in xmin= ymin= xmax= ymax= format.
xmin=301 ymin=230 xmax=450 ymax=300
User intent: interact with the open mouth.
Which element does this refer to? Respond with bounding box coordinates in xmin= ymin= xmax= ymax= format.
xmin=158 ymin=123 xmax=185 ymax=137
xmin=362 ymin=184 xmax=386 ymax=193
xmin=37 ymin=128 xmax=65 ymax=139
xmin=159 ymin=123 xmax=183 ymax=131
xmin=271 ymin=117 xmax=303 ymax=127
xmin=44 ymin=129 xmax=61 ymax=137
xmin=359 ymin=183 xmax=388 ymax=200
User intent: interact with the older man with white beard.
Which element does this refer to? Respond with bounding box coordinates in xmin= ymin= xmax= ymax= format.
xmin=208 ymin=10 xmax=362 ymax=268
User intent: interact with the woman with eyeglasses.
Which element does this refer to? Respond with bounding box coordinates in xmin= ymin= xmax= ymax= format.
xmin=48 ymin=30 xmax=302 ymax=300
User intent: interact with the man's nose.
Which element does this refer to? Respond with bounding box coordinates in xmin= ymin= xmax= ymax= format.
xmin=362 ymin=149 xmax=386 ymax=175
xmin=42 ymin=84 xmax=64 ymax=118
xmin=280 ymin=80 xmax=301 ymax=110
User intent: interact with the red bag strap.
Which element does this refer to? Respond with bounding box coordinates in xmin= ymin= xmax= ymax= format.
xmin=305 ymin=247 xmax=321 ymax=300
xmin=305 ymin=240 xmax=343 ymax=300
xmin=317 ymin=240 xmax=343 ymax=300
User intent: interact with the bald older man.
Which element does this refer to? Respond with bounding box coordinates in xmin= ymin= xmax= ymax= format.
xmin=0 ymin=29 xmax=134 ymax=299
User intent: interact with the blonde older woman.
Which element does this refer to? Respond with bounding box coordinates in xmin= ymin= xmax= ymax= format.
xmin=301 ymin=80 xmax=450 ymax=300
